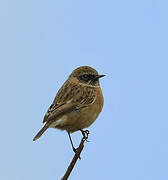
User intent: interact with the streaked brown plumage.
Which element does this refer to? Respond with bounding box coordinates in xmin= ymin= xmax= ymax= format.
xmin=33 ymin=66 xmax=105 ymax=151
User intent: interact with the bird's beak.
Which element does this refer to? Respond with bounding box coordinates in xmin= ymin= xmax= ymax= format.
xmin=93 ymin=74 xmax=105 ymax=81
xmin=98 ymin=75 xmax=106 ymax=79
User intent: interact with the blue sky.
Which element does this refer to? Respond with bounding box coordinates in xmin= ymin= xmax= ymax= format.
xmin=0 ymin=0 xmax=168 ymax=179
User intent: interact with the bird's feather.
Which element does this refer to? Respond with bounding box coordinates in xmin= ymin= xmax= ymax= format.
xmin=43 ymin=80 xmax=95 ymax=124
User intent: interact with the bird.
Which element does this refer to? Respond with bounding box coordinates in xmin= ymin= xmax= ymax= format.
xmin=33 ymin=66 xmax=105 ymax=152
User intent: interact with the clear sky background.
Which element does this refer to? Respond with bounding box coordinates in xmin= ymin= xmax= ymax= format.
xmin=0 ymin=0 xmax=168 ymax=180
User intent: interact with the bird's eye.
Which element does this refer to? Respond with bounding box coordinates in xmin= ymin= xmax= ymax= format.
xmin=83 ymin=74 xmax=89 ymax=79
xmin=79 ymin=74 xmax=90 ymax=81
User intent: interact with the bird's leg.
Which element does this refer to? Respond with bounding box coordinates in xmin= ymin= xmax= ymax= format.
xmin=67 ymin=132 xmax=76 ymax=153
xmin=67 ymin=132 xmax=81 ymax=159
xmin=80 ymin=129 xmax=90 ymax=142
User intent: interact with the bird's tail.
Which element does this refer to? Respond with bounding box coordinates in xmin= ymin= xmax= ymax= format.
xmin=33 ymin=124 xmax=48 ymax=141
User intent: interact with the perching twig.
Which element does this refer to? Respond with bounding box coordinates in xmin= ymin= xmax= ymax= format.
xmin=61 ymin=130 xmax=89 ymax=180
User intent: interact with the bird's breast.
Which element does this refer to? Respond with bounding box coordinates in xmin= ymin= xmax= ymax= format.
xmin=50 ymin=87 xmax=104 ymax=132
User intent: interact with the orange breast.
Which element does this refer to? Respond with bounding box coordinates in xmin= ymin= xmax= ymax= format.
xmin=71 ymin=87 xmax=104 ymax=131
xmin=53 ymin=86 xmax=104 ymax=132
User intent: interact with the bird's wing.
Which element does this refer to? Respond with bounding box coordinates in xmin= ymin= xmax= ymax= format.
xmin=43 ymin=102 xmax=83 ymax=123
xmin=43 ymin=80 xmax=95 ymax=124
xmin=43 ymin=103 xmax=64 ymax=123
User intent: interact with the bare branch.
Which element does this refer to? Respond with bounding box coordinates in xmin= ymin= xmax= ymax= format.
xmin=61 ymin=132 xmax=89 ymax=180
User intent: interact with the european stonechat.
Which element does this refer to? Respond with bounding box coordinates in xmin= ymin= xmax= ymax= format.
xmin=33 ymin=66 xmax=105 ymax=152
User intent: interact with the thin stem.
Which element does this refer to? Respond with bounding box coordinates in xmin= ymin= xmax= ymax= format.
xmin=61 ymin=132 xmax=89 ymax=180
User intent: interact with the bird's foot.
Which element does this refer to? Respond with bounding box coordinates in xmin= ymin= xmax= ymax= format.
xmin=80 ymin=129 xmax=90 ymax=142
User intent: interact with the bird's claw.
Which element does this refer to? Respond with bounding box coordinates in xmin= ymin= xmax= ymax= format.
xmin=80 ymin=129 xmax=90 ymax=141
